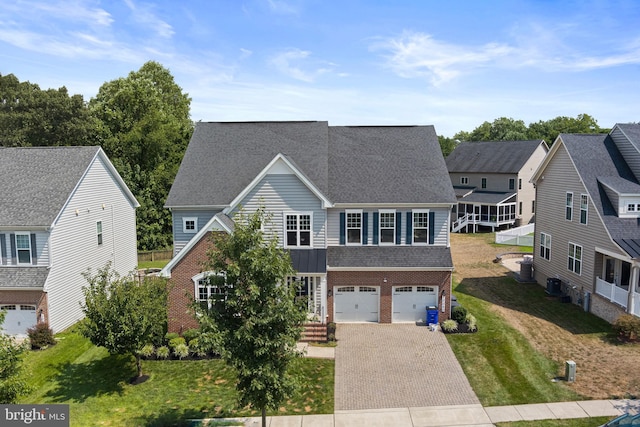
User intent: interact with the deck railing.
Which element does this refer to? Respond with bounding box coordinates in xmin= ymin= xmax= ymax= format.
xmin=595 ymin=277 xmax=628 ymax=308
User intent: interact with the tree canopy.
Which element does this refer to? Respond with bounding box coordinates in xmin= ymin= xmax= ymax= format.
xmin=198 ymin=208 xmax=307 ymax=427
xmin=81 ymin=265 xmax=169 ymax=378
xmin=90 ymin=61 xmax=193 ymax=250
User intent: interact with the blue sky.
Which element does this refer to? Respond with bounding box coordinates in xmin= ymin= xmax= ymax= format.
xmin=1 ymin=0 xmax=639 ymax=137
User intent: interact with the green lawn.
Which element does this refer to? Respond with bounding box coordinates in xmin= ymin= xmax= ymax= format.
xmin=137 ymin=259 xmax=170 ymax=270
xmin=20 ymin=331 xmax=334 ymax=426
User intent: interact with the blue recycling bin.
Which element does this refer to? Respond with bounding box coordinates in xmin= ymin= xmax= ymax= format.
xmin=426 ymin=306 xmax=438 ymax=324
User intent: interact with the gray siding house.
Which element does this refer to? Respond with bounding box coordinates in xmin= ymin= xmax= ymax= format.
xmin=532 ymin=124 xmax=640 ymax=323
xmin=0 ymin=147 xmax=139 ymax=335
xmin=161 ymin=121 xmax=457 ymax=332
xmin=446 ymin=140 xmax=548 ymax=232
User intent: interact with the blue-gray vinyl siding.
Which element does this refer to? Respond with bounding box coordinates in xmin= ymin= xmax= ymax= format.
xmin=326 ymin=207 xmax=450 ymax=246
xmin=231 ymin=174 xmax=326 ymax=248
xmin=172 ymin=209 xmax=221 ymax=254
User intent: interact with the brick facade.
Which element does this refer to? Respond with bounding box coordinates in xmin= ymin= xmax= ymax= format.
xmin=167 ymin=231 xmax=222 ymax=333
xmin=327 ymin=270 xmax=452 ymax=323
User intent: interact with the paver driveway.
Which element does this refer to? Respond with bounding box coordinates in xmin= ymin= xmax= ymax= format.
xmin=334 ymin=324 xmax=480 ymax=410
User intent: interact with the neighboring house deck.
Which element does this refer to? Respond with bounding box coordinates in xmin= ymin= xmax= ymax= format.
xmin=532 ymin=124 xmax=640 ymax=323
xmin=446 ymin=140 xmax=548 ymax=232
xmin=0 ymin=147 xmax=139 ymax=335
xmin=161 ymin=121 xmax=457 ymax=332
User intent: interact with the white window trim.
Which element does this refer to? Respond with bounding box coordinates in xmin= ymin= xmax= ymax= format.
xmin=345 ymin=209 xmax=363 ymax=246
xmin=460 ymin=176 xmax=469 ymax=185
xmin=284 ymin=212 xmax=313 ymax=248
xmin=412 ymin=209 xmax=430 ymax=245
xmin=540 ymin=232 xmax=551 ymax=261
xmin=193 ymin=271 xmax=226 ymax=309
xmin=15 ymin=232 xmax=32 ymax=265
xmin=568 ymin=242 xmax=582 ymax=275
xmin=565 ymin=192 xmax=573 ymax=221
xmin=183 ymin=217 xmax=198 ymax=234
xmin=378 ymin=209 xmax=396 ymax=246
xmin=97 ymin=220 xmax=103 ymax=246
xmin=580 ymin=194 xmax=588 ymax=225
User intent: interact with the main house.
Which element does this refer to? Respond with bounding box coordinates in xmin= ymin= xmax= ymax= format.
xmin=0 ymin=147 xmax=139 ymax=335
xmin=160 ymin=121 xmax=457 ymax=333
xmin=532 ymin=124 xmax=640 ymax=323
xmin=446 ymin=140 xmax=548 ymax=232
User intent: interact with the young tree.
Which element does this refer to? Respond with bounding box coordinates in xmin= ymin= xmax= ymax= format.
xmin=0 ymin=311 xmax=30 ymax=403
xmin=81 ymin=265 xmax=169 ymax=378
xmin=198 ymin=208 xmax=307 ymax=427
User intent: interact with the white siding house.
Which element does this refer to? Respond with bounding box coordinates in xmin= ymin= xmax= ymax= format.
xmin=0 ymin=147 xmax=138 ymax=335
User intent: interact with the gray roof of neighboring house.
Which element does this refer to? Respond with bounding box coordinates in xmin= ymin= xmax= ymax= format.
xmin=0 ymin=146 xmax=100 ymax=227
xmin=0 ymin=267 xmax=49 ymax=289
xmin=446 ymin=140 xmax=545 ymax=174
xmin=616 ymin=123 xmax=640 ymax=152
xmin=327 ymin=246 xmax=453 ymax=269
xmin=560 ymin=132 xmax=640 ymax=258
xmin=165 ymin=121 xmax=330 ymax=207
xmin=328 ymin=126 xmax=456 ymax=204
xmin=166 ymin=122 xmax=456 ymax=207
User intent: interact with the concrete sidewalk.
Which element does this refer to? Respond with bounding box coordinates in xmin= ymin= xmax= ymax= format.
xmin=232 ymin=399 xmax=639 ymax=426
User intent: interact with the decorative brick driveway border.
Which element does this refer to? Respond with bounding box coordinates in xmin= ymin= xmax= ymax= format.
xmin=334 ymin=324 xmax=480 ymax=410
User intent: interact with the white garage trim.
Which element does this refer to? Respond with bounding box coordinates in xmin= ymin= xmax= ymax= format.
xmin=392 ymin=285 xmax=438 ymax=323
xmin=1 ymin=304 xmax=37 ymax=336
xmin=334 ymin=286 xmax=379 ymax=322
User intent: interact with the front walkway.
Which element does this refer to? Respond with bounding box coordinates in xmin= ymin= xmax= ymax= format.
xmin=235 ymin=399 xmax=639 ymax=426
xmin=334 ymin=324 xmax=479 ymax=411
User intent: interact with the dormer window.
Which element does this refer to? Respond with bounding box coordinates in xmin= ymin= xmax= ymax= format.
xmin=183 ymin=217 xmax=197 ymax=234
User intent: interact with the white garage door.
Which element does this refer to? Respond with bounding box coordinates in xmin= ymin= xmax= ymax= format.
xmin=0 ymin=304 xmax=37 ymax=336
xmin=334 ymin=286 xmax=379 ymax=322
xmin=392 ymin=286 xmax=438 ymax=323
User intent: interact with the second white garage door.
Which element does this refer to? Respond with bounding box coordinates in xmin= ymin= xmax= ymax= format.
xmin=392 ymin=286 xmax=438 ymax=323
xmin=334 ymin=286 xmax=379 ymax=322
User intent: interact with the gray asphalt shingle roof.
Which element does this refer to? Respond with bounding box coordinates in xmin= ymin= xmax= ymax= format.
xmin=560 ymin=131 xmax=640 ymax=258
xmin=166 ymin=122 xmax=456 ymax=207
xmin=327 ymin=246 xmax=453 ymax=269
xmin=446 ymin=140 xmax=545 ymax=174
xmin=0 ymin=146 xmax=100 ymax=227
xmin=0 ymin=267 xmax=49 ymax=289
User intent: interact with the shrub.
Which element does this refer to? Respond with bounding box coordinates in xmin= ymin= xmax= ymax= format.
xmin=442 ymin=319 xmax=458 ymax=332
xmin=327 ymin=333 xmax=336 ymax=342
xmin=168 ymin=336 xmax=186 ymax=349
xmin=198 ymin=330 xmax=223 ymax=356
xmin=613 ymin=314 xmax=640 ymax=341
xmin=27 ymin=323 xmax=56 ymax=349
xmin=156 ymin=346 xmax=170 ymax=359
xmin=138 ymin=344 xmax=155 ymax=358
xmin=164 ymin=332 xmax=179 ymax=343
xmin=173 ymin=343 xmax=189 ymax=359
xmin=182 ymin=328 xmax=200 ymax=342
xmin=465 ymin=314 xmax=478 ymax=332
xmin=451 ymin=306 xmax=468 ymax=323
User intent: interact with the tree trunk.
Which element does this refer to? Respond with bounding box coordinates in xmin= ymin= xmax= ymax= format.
xmin=261 ymin=406 xmax=266 ymax=427
xmin=136 ymin=354 xmax=142 ymax=377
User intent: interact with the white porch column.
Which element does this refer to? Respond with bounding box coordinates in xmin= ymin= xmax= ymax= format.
xmin=628 ymin=264 xmax=639 ymax=316
xmin=320 ymin=275 xmax=328 ymax=323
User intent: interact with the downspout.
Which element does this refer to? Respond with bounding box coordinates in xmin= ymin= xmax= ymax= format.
xmin=628 ymin=262 xmax=639 ymax=316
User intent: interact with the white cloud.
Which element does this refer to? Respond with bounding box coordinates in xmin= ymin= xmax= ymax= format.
xmin=266 ymin=0 xmax=299 ymax=15
xmin=123 ymin=0 xmax=174 ymax=39
xmin=269 ymin=48 xmax=335 ymax=82
xmin=373 ymin=29 xmax=640 ymax=86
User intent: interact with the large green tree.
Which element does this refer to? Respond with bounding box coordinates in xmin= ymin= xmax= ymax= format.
xmin=0 ymin=311 xmax=30 ymax=403
xmin=198 ymin=209 xmax=307 ymax=427
xmin=0 ymin=73 xmax=99 ymax=147
xmin=89 ymin=61 xmax=193 ymax=250
xmin=527 ymin=113 xmax=607 ymax=145
xmin=81 ymin=265 xmax=169 ymax=378
xmin=454 ymin=117 xmax=529 ymax=142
